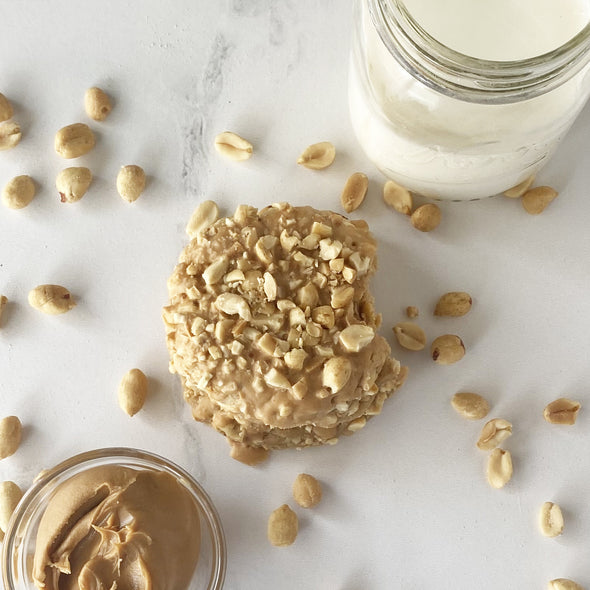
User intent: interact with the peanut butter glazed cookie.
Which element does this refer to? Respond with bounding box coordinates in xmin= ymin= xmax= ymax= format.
xmin=163 ymin=202 xmax=406 ymax=463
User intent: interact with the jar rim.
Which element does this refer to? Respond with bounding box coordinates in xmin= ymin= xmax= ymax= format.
xmin=369 ymin=0 xmax=590 ymax=103
xmin=1 ymin=447 xmax=226 ymax=590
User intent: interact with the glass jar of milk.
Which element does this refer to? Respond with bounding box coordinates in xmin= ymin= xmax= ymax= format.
xmin=349 ymin=0 xmax=590 ymax=200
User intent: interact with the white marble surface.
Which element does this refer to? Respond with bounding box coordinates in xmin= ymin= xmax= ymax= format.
xmin=1 ymin=2 xmax=590 ymax=589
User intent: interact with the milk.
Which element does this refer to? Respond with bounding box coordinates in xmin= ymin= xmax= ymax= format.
xmin=404 ymin=0 xmax=589 ymax=61
xmin=349 ymin=0 xmax=590 ymax=200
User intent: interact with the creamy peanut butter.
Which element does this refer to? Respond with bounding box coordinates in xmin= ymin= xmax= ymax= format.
xmin=33 ymin=465 xmax=201 ymax=590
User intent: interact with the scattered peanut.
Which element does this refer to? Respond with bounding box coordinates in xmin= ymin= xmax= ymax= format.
xmin=0 ymin=481 xmax=23 ymax=533
xmin=0 ymin=295 xmax=6 ymax=327
xmin=383 ymin=179 xmax=412 ymax=215
xmin=411 ymin=203 xmax=441 ymax=232
xmin=2 ymin=175 xmax=36 ymax=209
xmin=117 ymin=165 xmax=146 ymax=203
xmin=84 ymin=87 xmax=112 ymax=121
xmin=434 ymin=291 xmax=472 ymax=317
xmin=54 ymin=123 xmax=95 ymax=158
xmin=118 ymin=368 xmax=148 ymax=417
xmin=522 ymin=186 xmax=558 ymax=214
xmin=0 ymin=416 xmax=22 ymax=459
xmin=486 ymin=448 xmax=513 ymax=489
xmin=28 ymin=285 xmax=76 ymax=315
xmin=543 ymin=398 xmax=581 ymax=425
xmin=539 ymin=501 xmax=564 ymax=538
xmin=451 ymin=392 xmax=490 ymax=420
xmin=214 ymin=131 xmax=253 ymax=161
xmin=503 ymin=175 xmax=535 ymax=198
xmin=405 ymin=306 xmax=419 ymax=319
xmin=477 ymin=418 xmax=513 ymax=450
xmin=267 ymin=504 xmax=298 ymax=547
xmin=297 ymin=141 xmax=335 ymax=170
xmin=392 ymin=322 xmax=426 ymax=351
xmin=431 ymin=334 xmax=465 ymax=365
xmin=322 ymin=357 xmax=352 ymax=393
xmin=56 ymin=167 xmax=92 ymax=203
xmin=292 ymin=473 xmax=322 ymax=508
xmin=186 ymin=200 xmax=219 ymax=238
xmin=0 ymin=92 xmax=13 ymax=122
xmin=341 ymin=172 xmax=369 ymax=213
xmin=0 ymin=121 xmax=21 ymax=150
xmin=548 ymin=579 xmax=585 ymax=590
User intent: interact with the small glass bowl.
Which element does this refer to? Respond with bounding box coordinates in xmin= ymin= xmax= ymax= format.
xmin=2 ymin=447 xmax=226 ymax=590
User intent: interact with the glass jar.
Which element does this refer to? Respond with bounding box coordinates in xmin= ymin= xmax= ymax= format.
xmin=349 ymin=0 xmax=590 ymax=200
xmin=1 ymin=448 xmax=226 ymax=590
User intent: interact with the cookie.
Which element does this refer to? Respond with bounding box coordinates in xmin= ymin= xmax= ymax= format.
xmin=163 ymin=202 xmax=406 ymax=459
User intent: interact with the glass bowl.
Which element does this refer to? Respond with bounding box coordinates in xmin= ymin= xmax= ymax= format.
xmin=1 ymin=447 xmax=226 ymax=590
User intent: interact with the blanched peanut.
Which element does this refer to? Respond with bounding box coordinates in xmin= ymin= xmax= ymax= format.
xmin=55 ymin=123 xmax=95 ymax=158
xmin=84 ymin=87 xmax=112 ymax=121
xmin=28 ymin=285 xmax=76 ymax=315
xmin=392 ymin=322 xmax=426 ymax=351
xmin=117 ymin=165 xmax=146 ymax=203
xmin=186 ymin=200 xmax=219 ymax=238
xmin=214 ymin=131 xmax=253 ymax=161
xmin=477 ymin=418 xmax=512 ymax=450
xmin=268 ymin=504 xmax=298 ymax=546
xmin=297 ymin=141 xmax=335 ymax=170
xmin=2 ymin=175 xmax=35 ymax=209
xmin=539 ymin=502 xmax=564 ymax=538
xmin=431 ymin=334 xmax=465 ymax=365
xmin=503 ymin=175 xmax=534 ymax=198
xmin=383 ymin=180 xmax=412 ymax=215
xmin=0 ymin=416 xmax=22 ymax=459
xmin=56 ymin=167 xmax=92 ymax=203
xmin=0 ymin=121 xmax=21 ymax=150
xmin=434 ymin=291 xmax=472 ymax=317
xmin=548 ymin=579 xmax=585 ymax=590
xmin=0 ymin=481 xmax=23 ymax=532
xmin=522 ymin=186 xmax=558 ymax=214
xmin=543 ymin=398 xmax=581 ymax=425
xmin=451 ymin=392 xmax=490 ymax=420
xmin=486 ymin=448 xmax=513 ymax=489
xmin=118 ymin=368 xmax=148 ymax=417
xmin=0 ymin=295 xmax=6 ymax=327
xmin=411 ymin=203 xmax=441 ymax=232
xmin=0 ymin=93 xmax=14 ymax=122
xmin=292 ymin=473 xmax=322 ymax=508
xmin=341 ymin=172 xmax=369 ymax=213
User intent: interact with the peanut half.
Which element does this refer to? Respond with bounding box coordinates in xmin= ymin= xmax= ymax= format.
xmin=0 ymin=121 xmax=21 ymax=150
xmin=411 ymin=203 xmax=441 ymax=232
xmin=503 ymin=175 xmax=535 ymax=198
xmin=0 ymin=416 xmax=22 ymax=459
xmin=431 ymin=334 xmax=465 ymax=365
xmin=28 ymin=285 xmax=76 ymax=315
xmin=0 ymin=92 xmax=14 ymax=122
xmin=434 ymin=291 xmax=472 ymax=317
xmin=55 ymin=123 xmax=95 ymax=158
xmin=486 ymin=448 xmax=513 ymax=489
xmin=539 ymin=501 xmax=564 ymax=538
xmin=297 ymin=141 xmax=335 ymax=170
xmin=186 ymin=200 xmax=219 ymax=238
xmin=543 ymin=398 xmax=581 ymax=425
xmin=548 ymin=579 xmax=585 ymax=590
xmin=84 ymin=87 xmax=112 ymax=121
xmin=383 ymin=179 xmax=412 ymax=215
xmin=293 ymin=473 xmax=322 ymax=508
xmin=477 ymin=418 xmax=512 ymax=450
xmin=392 ymin=322 xmax=426 ymax=351
xmin=118 ymin=368 xmax=148 ymax=417
xmin=56 ymin=167 xmax=92 ymax=203
xmin=214 ymin=131 xmax=253 ymax=161
xmin=229 ymin=440 xmax=269 ymax=466
xmin=117 ymin=165 xmax=146 ymax=203
xmin=2 ymin=175 xmax=36 ymax=209
xmin=522 ymin=186 xmax=558 ymax=214
xmin=267 ymin=504 xmax=298 ymax=546
xmin=451 ymin=392 xmax=490 ymax=420
xmin=341 ymin=172 xmax=369 ymax=213
xmin=0 ymin=481 xmax=23 ymax=533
